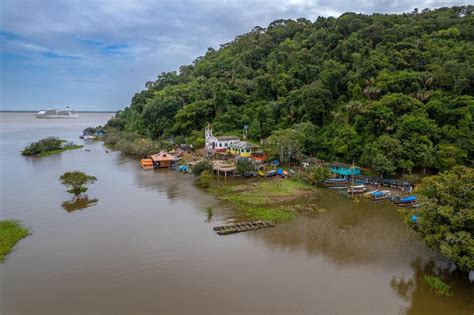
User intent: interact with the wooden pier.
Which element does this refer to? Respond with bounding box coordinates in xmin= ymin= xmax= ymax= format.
xmin=213 ymin=220 xmax=275 ymax=235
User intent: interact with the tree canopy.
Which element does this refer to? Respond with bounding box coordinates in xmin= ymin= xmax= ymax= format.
xmin=59 ymin=171 xmax=97 ymax=198
xmin=109 ymin=6 xmax=473 ymax=174
xmin=400 ymin=166 xmax=474 ymax=272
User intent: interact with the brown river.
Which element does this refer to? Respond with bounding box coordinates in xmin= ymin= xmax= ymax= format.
xmin=0 ymin=112 xmax=472 ymax=315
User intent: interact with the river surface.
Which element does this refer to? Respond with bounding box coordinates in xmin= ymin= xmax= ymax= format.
xmin=0 ymin=112 xmax=472 ymax=315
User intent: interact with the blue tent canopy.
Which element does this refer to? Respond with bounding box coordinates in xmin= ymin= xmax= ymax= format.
xmin=400 ymin=195 xmax=417 ymax=203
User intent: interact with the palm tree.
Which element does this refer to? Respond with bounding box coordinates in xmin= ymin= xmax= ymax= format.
xmin=363 ymin=77 xmax=380 ymax=100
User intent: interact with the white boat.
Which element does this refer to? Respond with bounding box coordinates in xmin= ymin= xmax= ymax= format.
xmin=347 ymin=185 xmax=367 ymax=194
xmin=35 ymin=107 xmax=79 ymax=118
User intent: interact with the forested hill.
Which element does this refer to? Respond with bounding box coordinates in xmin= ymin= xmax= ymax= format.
xmin=109 ymin=6 xmax=474 ymax=175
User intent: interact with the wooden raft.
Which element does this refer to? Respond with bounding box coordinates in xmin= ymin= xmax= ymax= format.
xmin=213 ymin=220 xmax=275 ymax=235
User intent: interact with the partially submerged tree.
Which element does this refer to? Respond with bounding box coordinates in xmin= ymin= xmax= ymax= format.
xmin=196 ymin=170 xmax=212 ymax=188
xmin=59 ymin=171 xmax=97 ymax=199
xmin=399 ymin=166 xmax=474 ymax=272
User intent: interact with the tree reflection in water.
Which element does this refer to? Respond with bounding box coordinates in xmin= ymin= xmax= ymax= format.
xmin=391 ymin=259 xmax=474 ymax=315
xmin=61 ymin=195 xmax=98 ymax=212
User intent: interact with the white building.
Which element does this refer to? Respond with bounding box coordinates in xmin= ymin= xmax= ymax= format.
xmin=205 ymin=126 xmax=239 ymax=152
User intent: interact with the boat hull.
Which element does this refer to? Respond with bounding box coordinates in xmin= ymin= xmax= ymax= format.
xmin=35 ymin=114 xmax=79 ymax=118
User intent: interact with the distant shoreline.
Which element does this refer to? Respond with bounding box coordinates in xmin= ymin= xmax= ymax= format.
xmin=0 ymin=110 xmax=116 ymax=113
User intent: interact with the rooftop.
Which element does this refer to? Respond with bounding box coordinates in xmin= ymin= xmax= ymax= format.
xmin=215 ymin=136 xmax=240 ymax=141
xmin=230 ymin=141 xmax=259 ymax=149
xmin=150 ymin=151 xmax=179 ymax=162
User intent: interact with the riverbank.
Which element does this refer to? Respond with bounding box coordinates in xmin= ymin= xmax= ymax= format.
xmin=210 ymin=179 xmax=322 ymax=222
xmin=0 ymin=220 xmax=30 ymax=263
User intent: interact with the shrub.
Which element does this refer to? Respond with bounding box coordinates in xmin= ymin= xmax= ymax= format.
xmin=196 ymin=170 xmax=212 ymax=188
xmin=298 ymin=165 xmax=331 ymax=185
xmin=423 ymin=276 xmax=453 ymax=297
xmin=236 ymin=159 xmax=255 ymax=175
xmin=103 ymin=128 xmax=122 ymax=146
xmin=192 ymin=159 xmax=214 ymax=176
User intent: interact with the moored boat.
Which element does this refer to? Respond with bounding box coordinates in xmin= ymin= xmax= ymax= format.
xmin=347 ymin=185 xmax=367 ymax=194
xmin=370 ymin=190 xmax=391 ymax=201
xmin=323 ymin=178 xmax=350 ymax=186
xmin=266 ymin=170 xmax=277 ymax=177
xmin=398 ymin=195 xmax=418 ymax=207
xmin=363 ymin=190 xmax=378 ymax=198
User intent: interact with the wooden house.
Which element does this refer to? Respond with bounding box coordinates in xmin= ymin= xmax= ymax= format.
xmin=229 ymin=141 xmax=260 ymax=158
xmin=150 ymin=151 xmax=179 ymax=168
xmin=329 ymin=162 xmax=360 ymax=177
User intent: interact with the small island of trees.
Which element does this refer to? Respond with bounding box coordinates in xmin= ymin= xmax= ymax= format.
xmin=21 ymin=137 xmax=83 ymax=156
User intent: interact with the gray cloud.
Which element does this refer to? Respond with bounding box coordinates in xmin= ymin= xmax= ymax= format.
xmin=0 ymin=0 xmax=470 ymax=110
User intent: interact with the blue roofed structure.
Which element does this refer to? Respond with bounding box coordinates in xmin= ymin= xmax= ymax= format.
xmin=329 ymin=162 xmax=360 ymax=177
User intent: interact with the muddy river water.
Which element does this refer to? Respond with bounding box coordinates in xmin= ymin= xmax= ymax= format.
xmin=0 ymin=112 xmax=472 ymax=315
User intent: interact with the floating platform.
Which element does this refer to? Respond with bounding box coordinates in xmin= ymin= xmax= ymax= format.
xmin=213 ymin=220 xmax=275 ymax=235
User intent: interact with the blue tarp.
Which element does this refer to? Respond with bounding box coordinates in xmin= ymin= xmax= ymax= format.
xmin=277 ymin=168 xmax=284 ymax=175
xmin=371 ymin=191 xmax=385 ymax=197
xmin=400 ymin=195 xmax=417 ymax=203
xmin=179 ymin=165 xmax=189 ymax=172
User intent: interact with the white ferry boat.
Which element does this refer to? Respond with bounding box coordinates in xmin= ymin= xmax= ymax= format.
xmin=35 ymin=107 xmax=79 ymax=118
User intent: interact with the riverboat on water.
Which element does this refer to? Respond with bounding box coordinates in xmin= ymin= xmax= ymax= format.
xmin=35 ymin=107 xmax=79 ymax=118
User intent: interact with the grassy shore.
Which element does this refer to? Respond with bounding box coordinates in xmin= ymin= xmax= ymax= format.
xmin=210 ymin=179 xmax=318 ymax=223
xmin=0 ymin=220 xmax=30 ymax=263
xmin=38 ymin=144 xmax=84 ymax=156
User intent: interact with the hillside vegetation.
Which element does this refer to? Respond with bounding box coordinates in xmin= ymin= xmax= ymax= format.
xmin=109 ymin=6 xmax=473 ymax=175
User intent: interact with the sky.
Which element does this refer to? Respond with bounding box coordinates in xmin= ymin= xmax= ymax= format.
xmin=0 ymin=0 xmax=471 ymax=111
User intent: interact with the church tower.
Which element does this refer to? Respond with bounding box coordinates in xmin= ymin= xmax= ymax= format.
xmin=205 ymin=123 xmax=213 ymax=152
xmin=205 ymin=123 xmax=213 ymax=140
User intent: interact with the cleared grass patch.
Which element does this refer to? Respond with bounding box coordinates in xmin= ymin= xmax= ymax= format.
xmin=210 ymin=179 xmax=315 ymax=223
xmin=0 ymin=220 xmax=30 ymax=263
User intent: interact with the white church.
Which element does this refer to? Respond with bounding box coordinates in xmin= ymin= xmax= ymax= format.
xmin=205 ymin=126 xmax=239 ymax=152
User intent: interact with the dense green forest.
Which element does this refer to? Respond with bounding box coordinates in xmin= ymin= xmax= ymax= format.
xmin=108 ymin=6 xmax=474 ymax=176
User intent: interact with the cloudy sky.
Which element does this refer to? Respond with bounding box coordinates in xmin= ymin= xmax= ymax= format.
xmin=0 ymin=0 xmax=470 ymax=111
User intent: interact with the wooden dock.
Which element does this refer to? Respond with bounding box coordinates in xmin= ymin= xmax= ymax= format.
xmin=213 ymin=220 xmax=275 ymax=235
